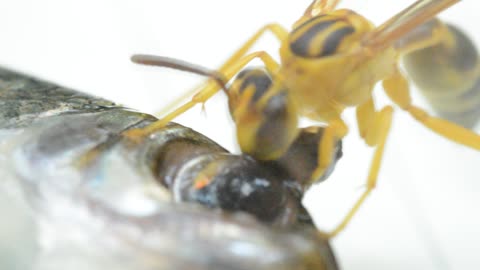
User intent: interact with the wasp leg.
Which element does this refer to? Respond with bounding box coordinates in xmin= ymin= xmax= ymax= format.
xmin=384 ymin=71 xmax=480 ymax=150
xmin=320 ymin=101 xmax=393 ymax=239
xmin=154 ymin=84 xmax=205 ymax=118
xmin=219 ymin=24 xmax=288 ymax=72
xmin=123 ymin=51 xmax=281 ymax=141
xmin=293 ymin=0 xmax=341 ymax=27
xmin=306 ymin=0 xmax=341 ymax=15
xmin=310 ymin=119 xmax=348 ymax=182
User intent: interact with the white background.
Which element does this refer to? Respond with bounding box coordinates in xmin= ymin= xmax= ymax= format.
xmin=0 ymin=0 xmax=479 ymax=269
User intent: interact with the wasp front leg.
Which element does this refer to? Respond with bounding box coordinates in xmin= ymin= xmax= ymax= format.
xmin=304 ymin=0 xmax=341 ymax=16
xmin=219 ymin=24 xmax=288 ymax=72
xmin=293 ymin=0 xmax=342 ymax=28
xmin=320 ymin=100 xmax=393 ymax=239
xmin=383 ymin=70 xmax=480 ymax=150
xmin=311 ymin=119 xmax=348 ymax=182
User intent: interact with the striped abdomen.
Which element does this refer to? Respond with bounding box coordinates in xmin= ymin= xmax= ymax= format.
xmin=403 ymin=21 xmax=480 ymax=128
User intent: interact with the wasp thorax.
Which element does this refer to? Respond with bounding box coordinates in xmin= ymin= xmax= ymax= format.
xmin=228 ymin=68 xmax=298 ymax=160
xmin=289 ymin=9 xmax=373 ymax=58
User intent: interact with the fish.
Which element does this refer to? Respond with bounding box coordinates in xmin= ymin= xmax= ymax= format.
xmin=0 ymin=66 xmax=340 ymax=270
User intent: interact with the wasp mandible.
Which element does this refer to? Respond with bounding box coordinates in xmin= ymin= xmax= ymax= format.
xmin=126 ymin=0 xmax=478 ymax=238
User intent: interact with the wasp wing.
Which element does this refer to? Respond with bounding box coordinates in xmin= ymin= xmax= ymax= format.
xmin=363 ymin=0 xmax=460 ymax=51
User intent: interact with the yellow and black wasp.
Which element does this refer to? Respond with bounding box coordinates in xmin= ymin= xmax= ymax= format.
xmin=125 ymin=0 xmax=480 ymax=241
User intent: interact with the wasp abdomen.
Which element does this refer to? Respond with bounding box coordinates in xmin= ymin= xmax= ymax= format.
xmin=403 ymin=22 xmax=480 ymax=128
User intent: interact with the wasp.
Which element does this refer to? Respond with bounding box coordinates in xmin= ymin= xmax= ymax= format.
xmin=125 ymin=0 xmax=480 ymax=239
xmin=0 ymin=66 xmax=342 ymax=269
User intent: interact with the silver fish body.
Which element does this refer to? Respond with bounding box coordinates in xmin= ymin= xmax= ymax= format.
xmin=0 ymin=67 xmax=338 ymax=270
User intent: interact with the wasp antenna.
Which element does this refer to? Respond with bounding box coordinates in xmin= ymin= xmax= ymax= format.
xmin=131 ymin=54 xmax=229 ymax=94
